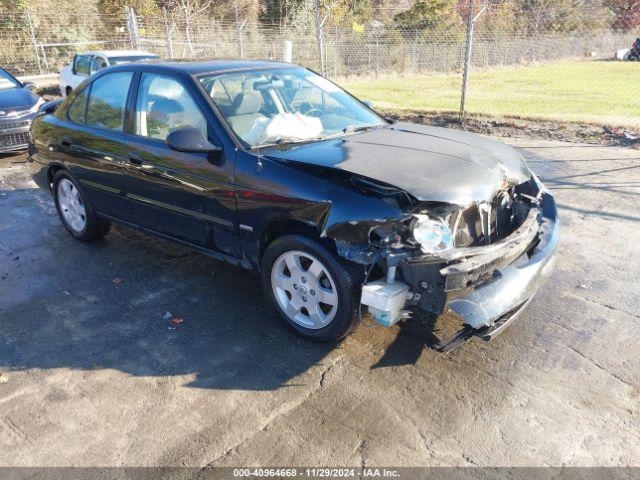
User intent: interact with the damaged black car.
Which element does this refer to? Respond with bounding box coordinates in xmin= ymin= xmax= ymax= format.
xmin=28 ymin=60 xmax=559 ymax=350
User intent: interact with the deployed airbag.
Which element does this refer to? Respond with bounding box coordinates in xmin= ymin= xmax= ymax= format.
xmin=243 ymin=112 xmax=323 ymax=145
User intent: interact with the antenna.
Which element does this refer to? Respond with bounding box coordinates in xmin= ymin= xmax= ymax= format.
xmin=256 ymin=144 xmax=263 ymax=173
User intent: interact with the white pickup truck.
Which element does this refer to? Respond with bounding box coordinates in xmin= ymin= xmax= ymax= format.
xmin=59 ymin=50 xmax=160 ymax=97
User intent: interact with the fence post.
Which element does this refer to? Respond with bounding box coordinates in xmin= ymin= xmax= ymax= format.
xmin=126 ymin=7 xmax=140 ymax=51
xmin=163 ymin=8 xmax=174 ymax=59
xmin=375 ymin=36 xmax=380 ymax=77
xmin=459 ymin=0 xmax=475 ymax=121
xmin=333 ymin=26 xmax=338 ymax=78
xmin=313 ymin=0 xmax=326 ymax=75
xmin=238 ymin=20 xmax=247 ymax=58
xmin=233 ymin=2 xmax=246 ymax=58
xmin=24 ymin=9 xmax=43 ymax=74
xmin=283 ymin=40 xmax=293 ymax=63
xmin=40 ymin=45 xmax=50 ymax=73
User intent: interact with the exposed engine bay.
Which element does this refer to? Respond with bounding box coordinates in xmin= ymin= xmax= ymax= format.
xmin=329 ymin=172 xmax=556 ymax=351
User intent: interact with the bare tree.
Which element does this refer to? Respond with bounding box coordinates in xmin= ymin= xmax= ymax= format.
xmin=175 ymin=0 xmax=213 ymax=55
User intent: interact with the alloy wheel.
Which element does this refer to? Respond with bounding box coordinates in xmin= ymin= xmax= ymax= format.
xmin=270 ymin=250 xmax=339 ymax=329
xmin=57 ymin=178 xmax=87 ymax=233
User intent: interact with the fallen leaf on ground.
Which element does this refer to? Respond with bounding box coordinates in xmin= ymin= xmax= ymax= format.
xmin=0 ymin=372 xmax=8 ymax=384
xmin=112 ymin=277 xmax=124 ymax=285
xmin=171 ymin=317 xmax=184 ymax=325
xmin=162 ymin=311 xmax=172 ymax=321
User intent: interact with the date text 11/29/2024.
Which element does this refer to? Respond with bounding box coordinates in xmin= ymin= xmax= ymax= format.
xmin=233 ymin=468 xmax=400 ymax=477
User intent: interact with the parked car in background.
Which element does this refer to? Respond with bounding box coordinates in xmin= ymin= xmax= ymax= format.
xmin=59 ymin=50 xmax=160 ymax=97
xmin=0 ymin=67 xmax=44 ymax=154
xmin=29 ymin=60 xmax=558 ymax=352
xmin=629 ymin=38 xmax=640 ymax=60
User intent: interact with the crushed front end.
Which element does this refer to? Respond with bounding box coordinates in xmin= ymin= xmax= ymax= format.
xmin=348 ymin=174 xmax=559 ymax=352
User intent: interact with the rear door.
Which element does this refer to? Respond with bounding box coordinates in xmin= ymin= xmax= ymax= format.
xmin=54 ymin=70 xmax=138 ymax=222
xmin=120 ymin=71 xmax=240 ymax=256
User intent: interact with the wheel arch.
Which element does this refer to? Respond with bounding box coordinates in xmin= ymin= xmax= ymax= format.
xmin=47 ymin=163 xmax=66 ymax=191
xmin=258 ymin=219 xmax=336 ymax=268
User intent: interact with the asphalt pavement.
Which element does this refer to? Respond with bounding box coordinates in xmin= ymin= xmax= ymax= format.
xmin=0 ymin=138 xmax=638 ymax=467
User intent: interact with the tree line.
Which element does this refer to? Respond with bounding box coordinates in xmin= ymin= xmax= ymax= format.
xmin=1 ymin=0 xmax=638 ymax=37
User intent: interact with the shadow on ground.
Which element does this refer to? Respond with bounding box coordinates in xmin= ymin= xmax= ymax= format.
xmin=0 ymin=187 xmax=439 ymax=392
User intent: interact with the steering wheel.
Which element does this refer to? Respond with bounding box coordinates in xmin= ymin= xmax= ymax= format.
xmin=301 ymin=106 xmax=323 ymax=117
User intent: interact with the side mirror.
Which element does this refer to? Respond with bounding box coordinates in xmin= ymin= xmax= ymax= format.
xmin=362 ymin=99 xmax=374 ymax=109
xmin=23 ymin=81 xmax=36 ymax=91
xmin=40 ymin=99 xmax=63 ymax=114
xmin=166 ymin=127 xmax=222 ymax=155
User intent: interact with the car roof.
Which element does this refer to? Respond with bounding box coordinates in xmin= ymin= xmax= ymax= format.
xmin=81 ymin=50 xmax=157 ymax=57
xmin=106 ymin=59 xmax=301 ymax=76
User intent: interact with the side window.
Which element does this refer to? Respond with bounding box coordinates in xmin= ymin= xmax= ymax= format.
xmin=74 ymin=56 xmax=91 ymax=76
xmin=90 ymin=57 xmax=107 ymax=74
xmin=66 ymin=87 xmax=89 ymax=124
xmin=85 ymin=71 xmax=133 ymax=131
xmin=135 ymin=73 xmax=208 ymax=141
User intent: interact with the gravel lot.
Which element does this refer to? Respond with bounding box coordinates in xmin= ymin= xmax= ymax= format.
xmin=0 ymin=138 xmax=639 ymax=467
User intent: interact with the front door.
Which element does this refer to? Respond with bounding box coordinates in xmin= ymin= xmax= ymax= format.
xmin=121 ymin=72 xmax=239 ymax=257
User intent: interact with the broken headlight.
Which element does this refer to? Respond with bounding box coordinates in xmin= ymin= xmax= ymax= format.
xmin=412 ymin=215 xmax=454 ymax=254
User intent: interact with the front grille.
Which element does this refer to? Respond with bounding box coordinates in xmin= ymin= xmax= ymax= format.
xmin=0 ymin=120 xmax=30 ymax=131
xmin=0 ymin=131 xmax=29 ymax=148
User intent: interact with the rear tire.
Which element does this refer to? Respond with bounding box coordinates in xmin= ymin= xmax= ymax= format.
xmin=52 ymin=171 xmax=110 ymax=241
xmin=261 ymin=235 xmax=362 ymax=341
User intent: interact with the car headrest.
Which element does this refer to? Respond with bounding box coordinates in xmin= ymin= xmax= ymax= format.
xmin=232 ymin=91 xmax=262 ymax=115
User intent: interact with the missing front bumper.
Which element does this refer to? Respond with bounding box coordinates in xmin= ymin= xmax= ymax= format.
xmin=431 ymin=192 xmax=558 ymax=351
xmin=444 ymin=191 xmax=559 ymax=330
xmin=433 ymin=298 xmax=534 ymax=353
xmin=359 ymin=191 xmax=559 ymax=350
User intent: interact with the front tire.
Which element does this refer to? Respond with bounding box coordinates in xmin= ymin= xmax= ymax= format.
xmin=261 ymin=235 xmax=362 ymax=341
xmin=53 ymin=171 xmax=110 ymax=241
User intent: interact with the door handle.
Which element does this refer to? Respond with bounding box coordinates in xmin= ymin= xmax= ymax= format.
xmin=128 ymin=156 xmax=143 ymax=166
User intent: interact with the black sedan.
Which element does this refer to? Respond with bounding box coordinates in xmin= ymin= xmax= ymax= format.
xmin=28 ymin=60 xmax=559 ymax=350
xmin=0 ymin=67 xmax=44 ymax=153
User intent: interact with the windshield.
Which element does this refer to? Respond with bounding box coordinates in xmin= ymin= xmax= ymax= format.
xmin=199 ymin=68 xmax=386 ymax=148
xmin=108 ymin=55 xmax=160 ymax=65
xmin=0 ymin=68 xmax=21 ymax=91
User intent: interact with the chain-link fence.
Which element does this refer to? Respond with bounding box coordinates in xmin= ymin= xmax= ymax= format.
xmin=0 ymin=2 xmax=638 ymax=125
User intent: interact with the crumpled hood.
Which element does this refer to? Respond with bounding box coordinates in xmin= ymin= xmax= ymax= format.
xmin=265 ymin=122 xmax=531 ymax=205
xmin=0 ymin=87 xmax=39 ymax=111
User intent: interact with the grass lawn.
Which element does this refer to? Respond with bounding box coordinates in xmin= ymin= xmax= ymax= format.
xmin=340 ymin=60 xmax=640 ymax=127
